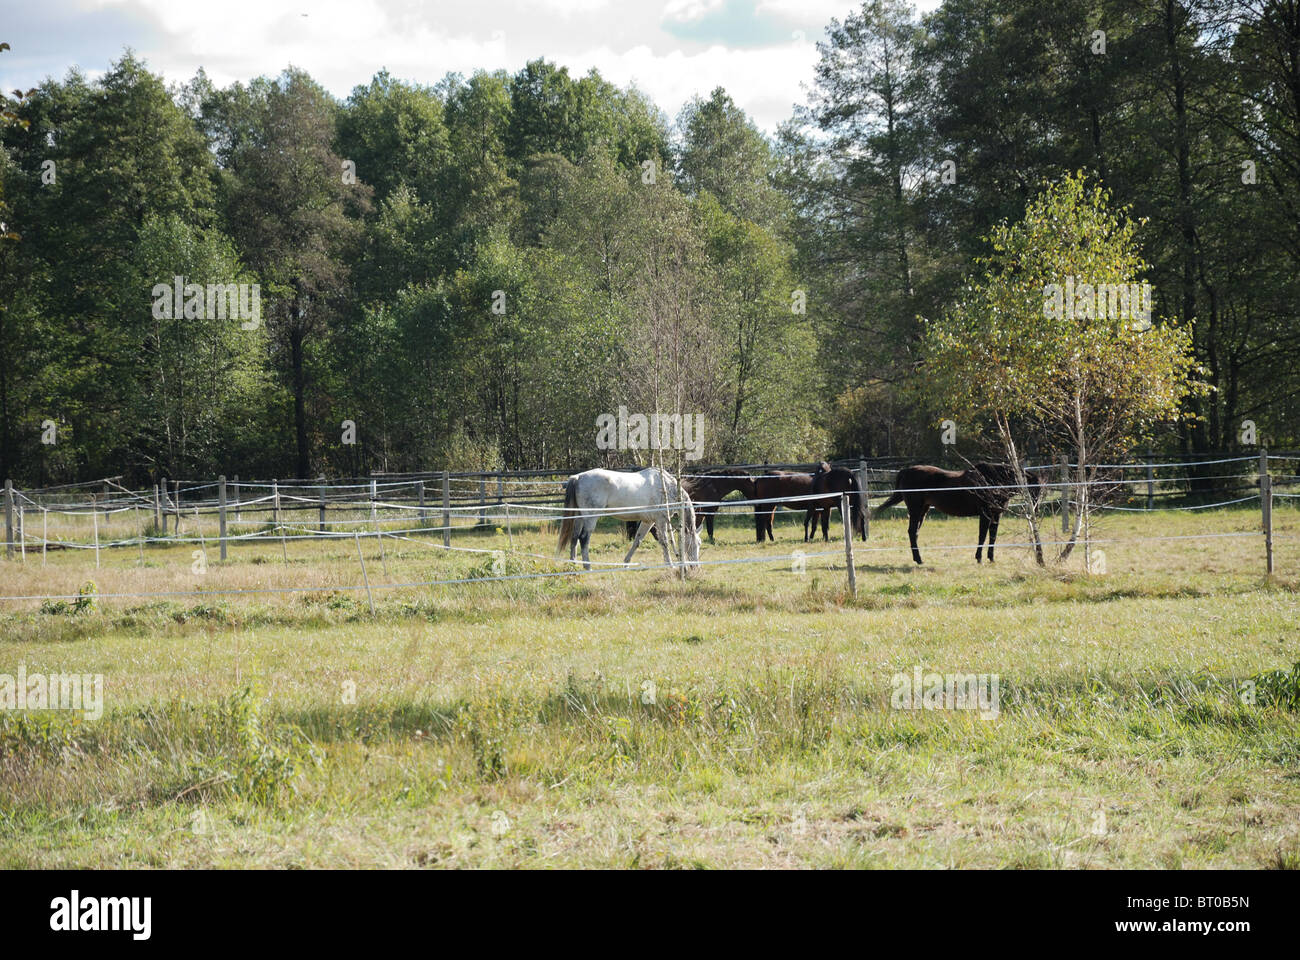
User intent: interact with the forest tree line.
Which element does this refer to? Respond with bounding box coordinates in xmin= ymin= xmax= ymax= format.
xmin=1 ymin=0 xmax=1297 ymax=486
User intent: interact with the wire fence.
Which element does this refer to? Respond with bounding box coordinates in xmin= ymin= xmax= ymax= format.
xmin=3 ymin=451 xmax=1294 ymax=607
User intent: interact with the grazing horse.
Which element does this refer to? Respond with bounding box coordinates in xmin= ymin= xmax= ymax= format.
xmin=684 ymin=469 xmax=756 ymax=542
xmin=873 ymin=463 xmax=1042 ymax=564
xmin=752 ymin=463 xmax=830 ymax=542
xmin=805 ymin=465 xmax=867 ymax=542
xmin=623 ymin=469 xmax=755 ymax=543
xmin=558 ymin=467 xmax=700 ymax=572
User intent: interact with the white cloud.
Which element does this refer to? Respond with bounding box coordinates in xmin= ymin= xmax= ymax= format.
xmin=663 ymin=0 xmax=727 ymax=23
xmin=9 ymin=0 xmax=867 ymax=131
xmin=584 ymin=41 xmax=817 ymax=127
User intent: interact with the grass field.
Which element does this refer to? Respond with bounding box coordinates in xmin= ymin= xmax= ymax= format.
xmin=2 ymin=500 xmax=1299 ymax=868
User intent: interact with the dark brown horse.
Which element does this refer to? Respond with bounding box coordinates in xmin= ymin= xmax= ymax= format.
xmin=805 ymin=465 xmax=867 ymax=542
xmin=753 ymin=463 xmax=830 ymax=542
xmin=873 ymin=463 xmax=1042 ymax=564
xmin=684 ymin=469 xmax=757 ymax=542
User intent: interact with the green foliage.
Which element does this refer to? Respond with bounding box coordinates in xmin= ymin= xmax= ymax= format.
xmin=1250 ymin=662 xmax=1300 ymax=712
xmin=924 ymin=173 xmax=1203 ymax=461
xmin=677 ymin=87 xmax=786 ymax=227
xmin=197 ymin=685 xmax=321 ymax=806
xmin=8 ymin=8 xmax=1300 ymax=486
xmin=39 ymin=580 xmax=97 ymax=616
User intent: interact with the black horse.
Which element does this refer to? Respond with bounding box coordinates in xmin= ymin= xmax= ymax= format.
xmin=685 ymin=469 xmax=757 ymax=542
xmin=873 ymin=463 xmax=1042 ymax=564
xmin=805 ymin=465 xmax=867 ymax=542
xmin=753 ymin=463 xmax=830 ymax=542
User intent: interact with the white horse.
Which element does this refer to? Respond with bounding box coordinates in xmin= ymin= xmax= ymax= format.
xmin=556 ymin=467 xmax=700 ymax=572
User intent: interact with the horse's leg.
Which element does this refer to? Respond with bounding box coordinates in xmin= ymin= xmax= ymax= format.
xmin=803 ymin=509 xmax=813 ymax=542
xmin=657 ymin=512 xmax=675 ymax=569
xmin=988 ymin=511 xmax=1000 ymax=563
xmin=579 ymin=526 xmax=592 ymax=571
xmin=754 ymin=505 xmax=765 ymax=543
xmin=822 ymin=505 xmax=830 ymax=541
xmin=766 ymin=509 xmax=775 ymax=542
xmin=623 ymin=521 xmax=650 ymax=565
xmin=976 ymin=514 xmax=989 ymax=563
xmin=705 ymin=511 xmax=715 ymax=543
xmin=908 ymin=505 xmax=924 ymax=565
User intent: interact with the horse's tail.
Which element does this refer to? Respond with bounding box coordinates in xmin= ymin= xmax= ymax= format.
xmin=873 ymin=463 xmax=915 ymax=515
xmin=846 ymin=471 xmax=867 ymax=533
xmin=873 ymin=474 xmax=906 ymax=518
xmin=556 ymin=477 xmax=578 ymax=554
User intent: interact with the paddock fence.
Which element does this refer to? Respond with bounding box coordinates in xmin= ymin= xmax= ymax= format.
xmin=2 ymin=450 xmax=1295 ymax=607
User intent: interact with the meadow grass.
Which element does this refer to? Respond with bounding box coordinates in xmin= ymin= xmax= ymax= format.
xmin=1 ymin=502 xmax=1298 ymax=868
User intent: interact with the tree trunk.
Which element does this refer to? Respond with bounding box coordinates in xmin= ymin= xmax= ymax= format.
xmin=291 ymin=322 xmax=309 ymax=479
xmin=997 ymin=413 xmax=1044 ymax=566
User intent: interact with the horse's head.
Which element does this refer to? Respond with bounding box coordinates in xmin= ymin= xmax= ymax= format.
xmin=682 ymin=495 xmax=701 ymax=568
xmin=978 ymin=463 xmax=1044 ymax=507
xmin=727 ymin=469 xmax=758 ymax=498
xmin=704 ymin=468 xmax=755 ymax=499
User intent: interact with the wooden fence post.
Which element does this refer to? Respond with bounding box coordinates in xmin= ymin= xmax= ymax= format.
xmin=1145 ymin=453 xmax=1154 ymax=511
xmin=442 ymin=471 xmax=451 ymax=548
xmin=218 ymin=475 xmax=228 ymax=561
xmin=841 ymin=492 xmax=857 ymax=596
xmin=857 ymin=459 xmax=870 ymax=539
xmin=16 ymin=505 xmax=23 ymax=563
xmin=678 ymin=500 xmax=688 ymax=580
xmin=173 ymin=480 xmax=181 ymax=534
xmin=153 ymin=482 xmax=162 ymax=533
xmin=417 ymin=480 xmax=426 ymax=524
xmin=4 ymin=479 xmax=12 ymax=560
xmin=370 ymin=478 xmax=377 ymax=523
xmin=319 ymin=485 xmax=327 ymax=532
xmin=233 ymin=475 xmax=241 ymax=522
xmin=479 ymin=476 xmax=487 ymax=527
xmin=354 ymin=532 xmax=375 ymax=616
xmin=92 ymin=496 xmax=100 ymax=569
xmin=272 ymin=479 xmax=287 ymax=564
xmin=1261 ymin=448 xmax=1274 ymax=575
xmin=195 ymin=506 xmax=207 ymax=568
xmin=42 ymin=507 xmax=48 ymax=567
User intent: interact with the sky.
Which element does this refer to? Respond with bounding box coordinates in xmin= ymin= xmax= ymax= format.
xmin=0 ymin=0 xmax=941 ymax=134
